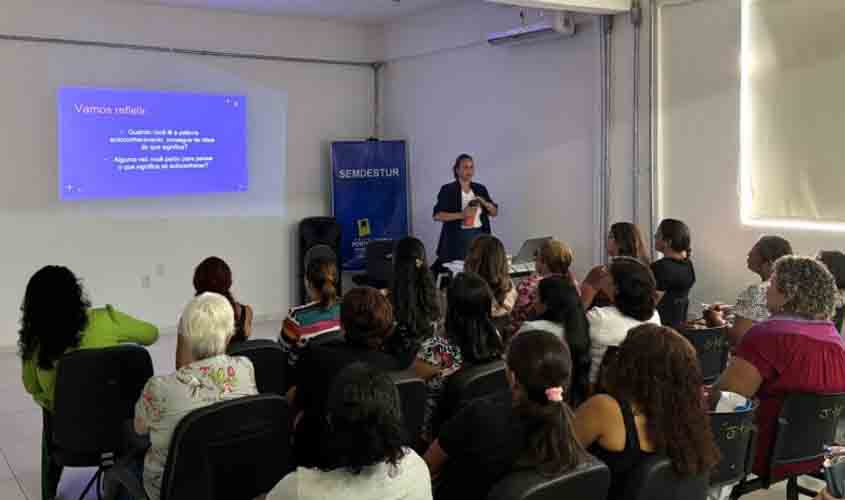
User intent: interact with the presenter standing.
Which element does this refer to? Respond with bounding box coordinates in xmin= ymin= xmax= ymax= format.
xmin=433 ymin=154 xmax=498 ymax=265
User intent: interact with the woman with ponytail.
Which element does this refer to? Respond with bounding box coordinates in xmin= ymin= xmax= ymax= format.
xmin=177 ymin=257 xmax=252 ymax=368
xmin=278 ymin=256 xmax=342 ymax=379
xmin=423 ymin=330 xmax=588 ymax=500
xmin=382 ymin=237 xmax=441 ymax=367
xmin=651 ymin=218 xmax=696 ymax=327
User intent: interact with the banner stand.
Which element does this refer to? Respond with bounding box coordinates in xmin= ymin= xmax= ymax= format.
xmin=330 ymin=140 xmax=410 ymax=271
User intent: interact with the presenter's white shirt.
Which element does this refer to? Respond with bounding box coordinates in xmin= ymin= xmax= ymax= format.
xmin=587 ymin=305 xmax=661 ymax=383
xmin=266 ymin=448 xmax=432 ymax=500
xmin=461 ymin=189 xmax=482 ymax=229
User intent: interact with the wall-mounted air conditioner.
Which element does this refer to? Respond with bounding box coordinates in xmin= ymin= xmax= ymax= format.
xmin=487 ymin=11 xmax=575 ymax=46
xmin=486 ymin=0 xmax=632 ymax=15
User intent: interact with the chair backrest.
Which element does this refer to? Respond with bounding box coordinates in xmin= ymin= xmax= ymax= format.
xmin=440 ymin=360 xmax=508 ymax=425
xmin=488 ymin=460 xmax=611 ymax=500
xmin=227 ymin=339 xmax=286 ymax=396
xmin=390 ymin=371 xmax=427 ymax=445
xmin=624 ymin=455 xmax=708 ymax=500
xmin=768 ymin=392 xmax=845 ymax=472
xmin=160 ymin=394 xmax=292 ymax=500
xmin=53 ymin=344 xmax=153 ymax=461
xmin=709 ymin=405 xmax=757 ymax=487
xmin=366 ymin=239 xmax=395 ymax=288
xmin=679 ymin=326 xmax=728 ymax=383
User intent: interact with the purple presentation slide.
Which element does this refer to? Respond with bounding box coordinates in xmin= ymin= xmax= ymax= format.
xmin=57 ymin=87 xmax=247 ymax=200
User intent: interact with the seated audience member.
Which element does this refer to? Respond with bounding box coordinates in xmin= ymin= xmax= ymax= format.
xmin=19 ymin=265 xmax=159 ymax=500
xmin=464 ymin=235 xmax=517 ymax=323
xmin=510 ymin=239 xmax=577 ymax=332
xmin=414 ymin=272 xmax=504 ymax=441
xmin=651 ymin=219 xmax=695 ymax=327
xmin=135 ymin=292 xmax=257 ymax=500
xmin=710 ymin=256 xmax=845 ymax=480
xmin=582 ymin=222 xmax=649 ymax=309
xmin=279 ymin=256 xmax=341 ymax=379
xmin=518 ymin=277 xmax=591 ymax=406
xmin=382 ymin=237 xmax=441 ymax=367
xmin=704 ymin=235 xmax=792 ymax=344
xmin=268 ymin=363 xmax=432 ymax=500
xmin=424 ymin=331 xmax=588 ymax=500
xmin=586 ymin=257 xmax=661 ymax=386
xmin=293 ymin=287 xmax=404 ymax=466
xmin=177 ymin=256 xmax=252 ymax=368
xmin=574 ymin=324 xmax=720 ymax=500
xmin=818 ymin=250 xmax=845 ymax=333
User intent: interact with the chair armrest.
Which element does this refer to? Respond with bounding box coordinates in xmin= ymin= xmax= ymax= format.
xmin=106 ymin=461 xmax=149 ymax=500
xmin=122 ymin=419 xmax=151 ymax=458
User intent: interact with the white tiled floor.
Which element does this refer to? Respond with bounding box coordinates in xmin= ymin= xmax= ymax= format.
xmin=0 ymin=321 xmax=821 ymax=499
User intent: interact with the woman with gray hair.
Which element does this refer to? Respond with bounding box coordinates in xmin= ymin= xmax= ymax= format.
xmin=133 ymin=292 xmax=258 ymax=500
xmin=710 ymin=256 xmax=845 ymax=480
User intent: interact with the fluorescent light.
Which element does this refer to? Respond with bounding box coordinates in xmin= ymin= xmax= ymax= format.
xmin=484 ymin=0 xmax=631 ymax=15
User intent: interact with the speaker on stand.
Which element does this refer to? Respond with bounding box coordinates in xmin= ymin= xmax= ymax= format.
xmin=298 ymin=217 xmax=342 ymax=304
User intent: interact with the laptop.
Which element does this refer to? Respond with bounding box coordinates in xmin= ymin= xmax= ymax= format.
xmin=510 ymin=236 xmax=552 ymax=273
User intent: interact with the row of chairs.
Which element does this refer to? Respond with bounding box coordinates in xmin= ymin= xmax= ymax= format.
xmin=49 ymin=338 xmax=843 ymax=500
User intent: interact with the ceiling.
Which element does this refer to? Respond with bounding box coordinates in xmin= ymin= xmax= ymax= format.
xmin=111 ymin=0 xmax=456 ymax=24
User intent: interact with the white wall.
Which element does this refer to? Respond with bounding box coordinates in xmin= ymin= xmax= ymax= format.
xmin=654 ymin=0 xmax=845 ymax=310
xmin=380 ymin=1 xmax=601 ymax=278
xmin=0 ymin=0 xmax=379 ymax=347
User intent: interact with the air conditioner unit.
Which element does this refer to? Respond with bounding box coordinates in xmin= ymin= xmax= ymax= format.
xmin=487 ymin=11 xmax=575 ymax=46
xmin=486 ymin=0 xmax=631 ymax=15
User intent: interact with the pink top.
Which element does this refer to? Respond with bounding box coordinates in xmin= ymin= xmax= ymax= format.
xmin=735 ymin=315 xmax=845 ymax=479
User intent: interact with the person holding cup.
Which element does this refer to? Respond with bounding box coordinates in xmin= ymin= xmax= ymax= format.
xmin=433 ymin=154 xmax=498 ymax=266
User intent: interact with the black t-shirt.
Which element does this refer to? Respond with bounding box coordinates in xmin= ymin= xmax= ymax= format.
xmin=436 ymin=391 xmax=525 ymax=500
xmin=294 ymin=341 xmax=404 ymax=466
xmin=651 ymin=258 xmax=696 ymax=327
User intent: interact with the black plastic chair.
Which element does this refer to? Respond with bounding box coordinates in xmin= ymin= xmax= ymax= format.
xmin=227 ymin=339 xmax=286 ymax=396
xmin=436 ymin=360 xmax=508 ymax=433
xmin=730 ymin=392 xmax=845 ymax=500
xmin=488 ymin=460 xmax=611 ymax=500
xmin=112 ymin=394 xmax=292 ymax=500
xmin=52 ymin=344 xmax=153 ymax=500
xmin=625 ymin=455 xmax=708 ymax=500
xmin=709 ymin=404 xmax=757 ymax=487
xmin=390 ymin=371 xmax=427 ymax=446
xmin=679 ymin=326 xmax=729 ymax=384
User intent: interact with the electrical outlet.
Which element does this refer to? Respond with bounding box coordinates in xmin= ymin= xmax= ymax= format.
xmin=141 ymin=275 xmax=152 ymax=289
xmin=155 ymin=263 xmax=165 ymax=277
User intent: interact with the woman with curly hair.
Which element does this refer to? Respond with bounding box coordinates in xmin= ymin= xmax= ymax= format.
xmin=268 ymin=363 xmax=432 ymax=500
xmin=711 ymin=256 xmax=845 ymax=480
xmin=585 ymin=256 xmax=661 ymax=385
xmin=574 ymin=324 xmax=720 ymax=500
xmin=19 ymin=265 xmax=158 ymax=500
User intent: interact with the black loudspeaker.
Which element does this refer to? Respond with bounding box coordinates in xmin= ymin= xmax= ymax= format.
xmin=298 ymin=217 xmax=342 ymax=304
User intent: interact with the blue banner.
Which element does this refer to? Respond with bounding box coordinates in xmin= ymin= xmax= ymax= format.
xmin=331 ymin=140 xmax=409 ymax=271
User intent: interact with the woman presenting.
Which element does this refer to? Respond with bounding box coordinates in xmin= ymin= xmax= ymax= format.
xmin=433 ymin=154 xmax=498 ymax=264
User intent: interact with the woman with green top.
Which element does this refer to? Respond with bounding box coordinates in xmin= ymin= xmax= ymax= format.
xmin=18 ymin=265 xmax=159 ymax=500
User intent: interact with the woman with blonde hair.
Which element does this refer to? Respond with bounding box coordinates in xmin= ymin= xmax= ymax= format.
xmin=510 ymin=239 xmax=577 ymax=333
